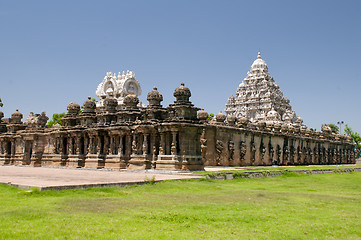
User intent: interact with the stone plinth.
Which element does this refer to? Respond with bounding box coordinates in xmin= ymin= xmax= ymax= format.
xmin=128 ymin=155 xmax=152 ymax=169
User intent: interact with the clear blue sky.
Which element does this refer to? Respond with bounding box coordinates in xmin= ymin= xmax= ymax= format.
xmin=1 ymin=0 xmax=360 ymax=133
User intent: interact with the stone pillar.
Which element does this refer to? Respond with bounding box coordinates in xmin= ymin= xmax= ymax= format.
xmin=96 ymin=136 xmax=101 ymax=154
xmin=75 ymin=137 xmax=81 ymax=155
xmin=289 ymin=145 xmax=294 ymax=165
xmin=11 ymin=139 xmax=15 ymax=156
xmin=110 ymin=136 xmax=114 ymax=155
xmin=68 ymin=137 xmax=73 ymax=155
xmin=131 ymin=133 xmax=137 ymax=155
xmin=57 ymin=137 xmax=61 ymax=154
xmin=104 ymin=136 xmax=109 ymax=155
xmin=88 ymin=137 xmax=93 ymax=154
xmin=118 ymin=135 xmax=123 ymax=156
xmin=53 ymin=137 xmax=58 ymax=154
xmin=142 ymin=134 xmax=148 ymax=155
xmin=150 ymin=134 xmax=157 ymax=168
xmin=171 ymin=131 xmax=177 ymax=155
xmin=159 ymin=133 xmax=165 ymax=155
xmin=84 ymin=137 xmax=88 ymax=155
xmin=340 ymin=149 xmax=344 ymax=164
xmin=4 ymin=141 xmax=8 ymax=155
xmin=125 ymin=134 xmax=132 ymax=156
xmin=59 ymin=137 xmax=63 ymax=155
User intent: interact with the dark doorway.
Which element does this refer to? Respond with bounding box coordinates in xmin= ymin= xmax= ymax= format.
xmin=23 ymin=141 xmax=33 ymax=165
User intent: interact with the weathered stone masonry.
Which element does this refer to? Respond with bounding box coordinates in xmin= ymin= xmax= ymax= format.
xmin=0 ymin=84 xmax=355 ymax=171
xmin=0 ymin=54 xmax=356 ymax=170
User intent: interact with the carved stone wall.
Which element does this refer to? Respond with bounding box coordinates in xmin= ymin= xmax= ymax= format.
xmin=0 ymin=56 xmax=356 ymax=170
xmin=200 ymin=122 xmax=355 ymax=167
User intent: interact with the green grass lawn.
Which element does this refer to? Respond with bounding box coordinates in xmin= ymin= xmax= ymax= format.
xmin=195 ymin=164 xmax=361 ymax=176
xmin=0 ymin=172 xmax=361 ymax=239
xmin=192 ymin=164 xmax=361 ymax=176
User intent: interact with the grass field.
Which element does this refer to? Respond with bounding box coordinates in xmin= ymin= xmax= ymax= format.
xmin=0 ymin=172 xmax=360 ymax=239
xmin=196 ymin=164 xmax=361 ymax=176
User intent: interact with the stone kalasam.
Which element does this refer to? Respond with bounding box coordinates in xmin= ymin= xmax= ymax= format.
xmin=0 ymin=55 xmax=356 ymax=170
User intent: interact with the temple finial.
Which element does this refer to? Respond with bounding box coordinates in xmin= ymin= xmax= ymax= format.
xmin=257 ymin=51 xmax=261 ymax=59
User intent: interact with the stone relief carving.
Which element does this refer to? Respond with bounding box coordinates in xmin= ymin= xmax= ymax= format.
xmin=250 ymin=140 xmax=256 ymax=164
xmin=131 ymin=135 xmax=137 ymax=155
xmin=260 ymin=141 xmax=266 ymax=162
xmin=216 ymin=140 xmax=224 ymax=166
xmin=239 ymin=141 xmax=246 ymax=162
xmin=268 ymin=142 xmax=274 ymax=162
xmin=297 ymin=146 xmax=302 ymax=164
xmin=228 ymin=140 xmax=234 ymax=165
xmin=289 ymin=145 xmax=295 ymax=165
xmin=200 ymin=129 xmax=207 ymax=161
xmin=313 ymin=146 xmax=319 ymax=164
xmin=283 ymin=145 xmax=289 ymax=165
xmin=333 ymin=148 xmax=338 ymax=164
xmin=275 ymin=145 xmax=281 ymax=164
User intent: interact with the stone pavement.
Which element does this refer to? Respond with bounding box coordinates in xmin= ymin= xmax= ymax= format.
xmin=0 ymin=165 xmax=202 ymax=191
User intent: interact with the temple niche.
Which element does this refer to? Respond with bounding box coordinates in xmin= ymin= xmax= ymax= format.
xmin=225 ymin=52 xmax=303 ymax=126
xmin=0 ymin=56 xmax=356 ymax=170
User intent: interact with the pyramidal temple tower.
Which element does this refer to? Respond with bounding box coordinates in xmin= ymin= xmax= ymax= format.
xmin=225 ymin=52 xmax=303 ymax=125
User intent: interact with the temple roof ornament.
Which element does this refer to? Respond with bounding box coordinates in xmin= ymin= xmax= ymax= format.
xmin=147 ymin=87 xmax=163 ymax=107
xmin=123 ymin=94 xmax=139 ymax=108
xmin=251 ymin=52 xmax=268 ymax=73
xmin=173 ymin=82 xmax=191 ymax=104
xmin=24 ymin=112 xmax=48 ymax=128
xmin=83 ymin=97 xmax=96 ymax=114
xmin=11 ymin=109 xmax=23 ymax=123
xmin=197 ymin=109 xmax=209 ymax=122
xmin=215 ymin=111 xmax=226 ymax=123
xmin=95 ymin=70 xmax=143 ymax=107
xmin=103 ymin=96 xmax=118 ymax=112
xmin=225 ymin=52 xmax=303 ymax=126
xmin=67 ymin=102 xmax=80 ymax=115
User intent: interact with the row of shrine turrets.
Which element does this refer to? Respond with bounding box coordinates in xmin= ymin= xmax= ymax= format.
xmin=0 ymin=80 xmax=352 ymax=144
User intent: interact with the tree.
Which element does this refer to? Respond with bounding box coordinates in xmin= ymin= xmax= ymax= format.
xmin=344 ymin=124 xmax=361 ymax=158
xmin=327 ymin=124 xmax=339 ymax=134
xmin=208 ymin=113 xmax=214 ymax=121
xmin=46 ymin=113 xmax=66 ymax=128
xmin=0 ymin=98 xmax=3 ymax=107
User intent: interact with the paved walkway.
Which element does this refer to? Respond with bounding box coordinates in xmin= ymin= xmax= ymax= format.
xmin=0 ymin=165 xmax=202 ymax=190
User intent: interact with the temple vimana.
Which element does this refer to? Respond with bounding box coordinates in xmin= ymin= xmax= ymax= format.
xmin=0 ymin=53 xmax=356 ymax=170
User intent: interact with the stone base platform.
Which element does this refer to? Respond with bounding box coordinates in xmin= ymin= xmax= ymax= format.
xmin=0 ymin=165 xmax=202 ymax=191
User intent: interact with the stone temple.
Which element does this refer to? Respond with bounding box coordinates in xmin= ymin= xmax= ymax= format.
xmin=225 ymin=52 xmax=302 ymax=125
xmin=0 ymin=54 xmax=356 ymax=170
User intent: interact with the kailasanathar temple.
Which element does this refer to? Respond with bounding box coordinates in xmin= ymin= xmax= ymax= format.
xmin=0 ymin=53 xmax=356 ymax=170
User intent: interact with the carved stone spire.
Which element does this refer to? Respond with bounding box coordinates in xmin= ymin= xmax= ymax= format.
xmin=225 ymin=52 xmax=303 ymax=125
